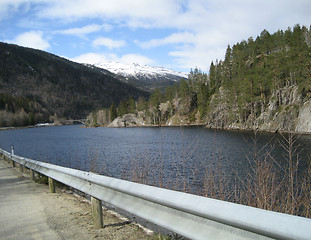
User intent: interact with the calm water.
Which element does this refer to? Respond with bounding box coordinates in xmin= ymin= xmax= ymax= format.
xmin=0 ymin=125 xmax=310 ymax=190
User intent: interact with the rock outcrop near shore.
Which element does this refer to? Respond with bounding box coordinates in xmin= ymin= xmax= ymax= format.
xmin=205 ymin=85 xmax=311 ymax=133
xmin=87 ymin=84 xmax=311 ymax=133
xmin=108 ymin=114 xmax=145 ymax=127
xmin=296 ymin=100 xmax=311 ymax=133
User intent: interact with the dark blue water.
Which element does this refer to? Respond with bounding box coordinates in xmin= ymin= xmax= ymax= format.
xmin=0 ymin=125 xmax=310 ymax=190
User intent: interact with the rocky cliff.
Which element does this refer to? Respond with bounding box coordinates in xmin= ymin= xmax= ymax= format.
xmin=86 ymin=85 xmax=311 ymax=133
xmin=96 ymin=83 xmax=310 ymax=133
xmin=205 ymin=85 xmax=310 ymax=133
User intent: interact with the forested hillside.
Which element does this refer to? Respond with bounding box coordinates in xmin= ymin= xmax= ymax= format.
xmin=87 ymin=24 xmax=311 ymax=133
xmin=0 ymin=42 xmax=149 ymax=127
xmin=206 ymin=25 xmax=311 ymax=128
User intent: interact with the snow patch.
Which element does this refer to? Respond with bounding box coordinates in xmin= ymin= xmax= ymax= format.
xmin=85 ymin=61 xmax=188 ymax=81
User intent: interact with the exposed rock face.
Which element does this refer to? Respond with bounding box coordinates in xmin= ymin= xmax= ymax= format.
xmin=206 ymin=87 xmax=234 ymax=129
xmin=108 ymin=113 xmax=145 ymax=127
xmin=166 ymin=114 xmax=190 ymax=126
xmin=88 ymin=84 xmax=311 ymax=133
xmin=296 ymin=100 xmax=311 ymax=133
xmin=206 ymin=85 xmax=310 ymax=133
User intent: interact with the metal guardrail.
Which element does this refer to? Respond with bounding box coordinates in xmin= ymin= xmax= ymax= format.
xmin=1 ymin=148 xmax=311 ymax=240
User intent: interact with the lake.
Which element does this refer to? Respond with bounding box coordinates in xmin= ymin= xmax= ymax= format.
xmin=0 ymin=125 xmax=310 ymax=194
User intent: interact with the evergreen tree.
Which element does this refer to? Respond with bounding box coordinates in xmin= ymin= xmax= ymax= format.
xmin=137 ymin=97 xmax=148 ymax=112
xmin=178 ymin=78 xmax=190 ymax=98
xmin=110 ymin=103 xmax=117 ymax=121
xmin=209 ymin=61 xmax=216 ymax=95
xmin=117 ymin=99 xmax=128 ymax=117
xmin=128 ymin=97 xmax=136 ymax=113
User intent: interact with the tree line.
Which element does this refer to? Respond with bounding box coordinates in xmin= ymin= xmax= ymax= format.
xmin=102 ymin=24 xmax=310 ymax=126
xmin=0 ymin=93 xmax=50 ymax=127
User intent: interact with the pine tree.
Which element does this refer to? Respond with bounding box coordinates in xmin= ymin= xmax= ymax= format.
xmin=209 ymin=61 xmax=216 ymax=95
xmin=110 ymin=103 xmax=117 ymax=121
xmin=128 ymin=97 xmax=136 ymax=113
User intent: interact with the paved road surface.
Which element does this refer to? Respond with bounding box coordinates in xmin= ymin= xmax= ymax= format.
xmin=0 ymin=159 xmax=153 ymax=240
xmin=0 ymin=160 xmax=60 ymax=240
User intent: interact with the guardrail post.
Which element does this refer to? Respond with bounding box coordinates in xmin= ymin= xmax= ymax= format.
xmin=19 ymin=163 xmax=24 ymax=172
xmin=11 ymin=145 xmax=14 ymax=156
xmin=48 ymin=177 xmax=55 ymax=193
xmin=11 ymin=146 xmax=16 ymax=167
xmin=91 ymin=196 xmax=103 ymax=229
xmin=30 ymin=169 xmax=35 ymax=181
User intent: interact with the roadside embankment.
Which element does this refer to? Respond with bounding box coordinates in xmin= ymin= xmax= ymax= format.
xmin=0 ymin=159 xmax=154 ymax=240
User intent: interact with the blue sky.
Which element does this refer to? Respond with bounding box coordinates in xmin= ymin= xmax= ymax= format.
xmin=1 ymin=0 xmax=310 ymax=73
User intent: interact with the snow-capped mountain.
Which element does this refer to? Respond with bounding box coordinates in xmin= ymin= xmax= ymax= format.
xmin=85 ymin=61 xmax=188 ymax=91
xmin=94 ymin=61 xmax=188 ymax=80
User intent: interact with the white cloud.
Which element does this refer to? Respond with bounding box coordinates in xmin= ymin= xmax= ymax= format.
xmin=5 ymin=30 xmax=50 ymax=50
xmin=132 ymin=0 xmax=311 ymax=71
xmin=56 ymin=23 xmax=112 ymax=37
xmin=137 ymin=32 xmax=196 ymax=49
xmin=2 ymin=0 xmax=310 ymax=72
xmin=136 ymin=29 xmax=232 ymax=70
xmin=170 ymin=46 xmax=225 ymax=71
xmin=119 ymin=54 xmax=154 ymax=65
xmin=72 ymin=52 xmax=154 ymax=66
xmin=0 ymin=0 xmax=49 ymax=21
xmin=71 ymin=52 xmax=110 ymax=64
xmin=27 ymin=0 xmax=311 ymax=33
xmin=92 ymin=37 xmax=126 ymax=49
xmin=36 ymin=0 xmax=181 ymax=28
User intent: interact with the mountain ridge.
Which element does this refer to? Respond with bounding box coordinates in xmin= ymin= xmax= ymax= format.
xmin=92 ymin=61 xmax=187 ymax=79
xmin=84 ymin=61 xmax=187 ymax=91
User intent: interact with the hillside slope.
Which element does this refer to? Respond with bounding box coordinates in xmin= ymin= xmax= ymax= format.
xmin=203 ymin=25 xmax=311 ymax=133
xmin=0 ymin=42 xmax=148 ymax=126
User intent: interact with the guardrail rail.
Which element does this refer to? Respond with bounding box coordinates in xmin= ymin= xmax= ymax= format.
xmin=1 ymin=148 xmax=310 ymax=240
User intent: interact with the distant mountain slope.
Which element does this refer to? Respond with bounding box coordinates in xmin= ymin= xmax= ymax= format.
xmin=0 ymin=42 xmax=149 ymax=126
xmin=86 ymin=61 xmax=187 ymax=91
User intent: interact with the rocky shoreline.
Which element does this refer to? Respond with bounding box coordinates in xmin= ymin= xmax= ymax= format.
xmin=106 ymin=87 xmax=311 ymax=134
xmin=98 ymin=113 xmax=311 ymax=135
xmin=86 ymin=83 xmax=311 ymax=134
